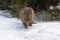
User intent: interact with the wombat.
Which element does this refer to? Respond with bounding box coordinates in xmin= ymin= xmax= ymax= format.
xmin=19 ymin=7 xmax=35 ymax=28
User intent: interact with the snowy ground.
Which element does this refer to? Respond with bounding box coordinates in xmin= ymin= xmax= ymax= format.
xmin=0 ymin=10 xmax=60 ymax=40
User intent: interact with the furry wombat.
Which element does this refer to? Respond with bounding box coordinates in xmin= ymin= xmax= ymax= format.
xmin=19 ymin=7 xmax=35 ymax=28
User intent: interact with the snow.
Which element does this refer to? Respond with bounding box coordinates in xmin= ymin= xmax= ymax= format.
xmin=0 ymin=10 xmax=12 ymax=18
xmin=49 ymin=6 xmax=54 ymax=10
xmin=0 ymin=10 xmax=60 ymax=40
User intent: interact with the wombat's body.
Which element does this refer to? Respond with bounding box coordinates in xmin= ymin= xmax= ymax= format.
xmin=20 ymin=7 xmax=35 ymax=28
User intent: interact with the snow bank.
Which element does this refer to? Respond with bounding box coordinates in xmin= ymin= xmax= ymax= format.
xmin=0 ymin=10 xmax=12 ymax=18
xmin=0 ymin=10 xmax=25 ymax=40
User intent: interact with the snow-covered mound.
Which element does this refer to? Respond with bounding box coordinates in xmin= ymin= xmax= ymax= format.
xmin=0 ymin=10 xmax=12 ymax=18
xmin=0 ymin=10 xmax=60 ymax=40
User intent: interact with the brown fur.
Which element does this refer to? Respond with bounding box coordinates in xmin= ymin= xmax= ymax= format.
xmin=19 ymin=7 xmax=35 ymax=28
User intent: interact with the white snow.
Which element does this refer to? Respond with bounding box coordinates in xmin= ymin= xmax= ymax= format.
xmin=0 ymin=10 xmax=60 ymax=40
xmin=0 ymin=10 xmax=12 ymax=18
xmin=49 ymin=6 xmax=54 ymax=10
